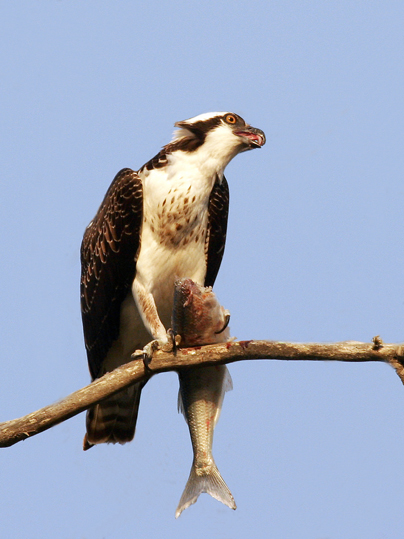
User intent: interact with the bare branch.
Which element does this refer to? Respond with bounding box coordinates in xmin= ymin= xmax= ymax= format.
xmin=1 ymin=339 xmax=403 ymax=448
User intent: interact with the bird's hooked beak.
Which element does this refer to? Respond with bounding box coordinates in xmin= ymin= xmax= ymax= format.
xmin=234 ymin=125 xmax=266 ymax=149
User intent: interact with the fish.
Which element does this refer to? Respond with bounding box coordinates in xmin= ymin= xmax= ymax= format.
xmin=172 ymin=278 xmax=236 ymax=518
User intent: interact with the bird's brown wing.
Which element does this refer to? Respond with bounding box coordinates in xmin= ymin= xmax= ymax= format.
xmin=204 ymin=176 xmax=230 ymax=287
xmin=80 ymin=168 xmax=143 ymax=379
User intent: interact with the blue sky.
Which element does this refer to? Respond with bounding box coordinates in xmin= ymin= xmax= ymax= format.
xmin=1 ymin=1 xmax=404 ymax=538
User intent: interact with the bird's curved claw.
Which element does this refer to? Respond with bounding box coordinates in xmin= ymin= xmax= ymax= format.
xmin=131 ymin=330 xmax=179 ymax=370
xmin=142 ymin=339 xmax=160 ymax=369
xmin=215 ymin=310 xmax=231 ymax=334
xmin=167 ymin=328 xmax=182 ymax=354
xmin=131 ymin=339 xmax=159 ymax=371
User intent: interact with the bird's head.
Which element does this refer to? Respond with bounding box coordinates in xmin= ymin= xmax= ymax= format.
xmin=170 ymin=112 xmax=266 ymax=173
xmin=173 ymin=111 xmax=265 ymax=152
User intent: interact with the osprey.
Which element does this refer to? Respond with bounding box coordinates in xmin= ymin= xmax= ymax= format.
xmin=80 ymin=112 xmax=265 ymax=448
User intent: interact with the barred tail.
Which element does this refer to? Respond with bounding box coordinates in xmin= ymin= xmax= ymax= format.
xmin=83 ymin=382 xmax=143 ymax=449
xmin=175 ymin=460 xmax=236 ymax=518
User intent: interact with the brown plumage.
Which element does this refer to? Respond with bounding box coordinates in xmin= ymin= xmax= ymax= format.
xmin=81 ymin=169 xmax=144 ymax=448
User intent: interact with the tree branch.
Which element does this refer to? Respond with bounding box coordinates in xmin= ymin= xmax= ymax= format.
xmin=1 ymin=339 xmax=403 ymax=448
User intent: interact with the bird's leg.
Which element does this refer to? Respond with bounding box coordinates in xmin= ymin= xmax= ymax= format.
xmin=131 ymin=280 xmax=176 ymax=367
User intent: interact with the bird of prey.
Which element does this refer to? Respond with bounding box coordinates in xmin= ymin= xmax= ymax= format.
xmin=80 ymin=111 xmax=266 ymax=449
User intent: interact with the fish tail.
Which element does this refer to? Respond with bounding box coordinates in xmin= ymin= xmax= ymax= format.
xmin=175 ymin=461 xmax=236 ymax=518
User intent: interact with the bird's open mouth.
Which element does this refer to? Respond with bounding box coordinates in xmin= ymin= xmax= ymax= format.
xmin=235 ymin=129 xmax=266 ymax=148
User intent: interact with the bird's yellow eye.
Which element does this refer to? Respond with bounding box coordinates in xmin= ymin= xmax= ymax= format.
xmin=225 ymin=114 xmax=237 ymax=124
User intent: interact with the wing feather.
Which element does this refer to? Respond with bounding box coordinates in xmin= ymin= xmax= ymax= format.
xmin=80 ymin=168 xmax=143 ymax=379
xmin=204 ymin=176 xmax=229 ymax=287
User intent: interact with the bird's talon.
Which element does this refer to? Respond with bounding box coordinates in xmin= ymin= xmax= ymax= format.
xmin=131 ymin=349 xmax=144 ymax=360
xmin=166 ymin=328 xmax=178 ymax=354
xmin=143 ymin=352 xmax=152 ymax=370
xmin=215 ymin=311 xmax=231 ymax=334
xmin=144 ymin=340 xmax=160 ymax=367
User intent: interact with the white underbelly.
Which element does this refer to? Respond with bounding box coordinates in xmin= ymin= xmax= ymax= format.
xmin=113 ymin=163 xmax=213 ymax=360
xmin=135 ymin=237 xmax=207 ymax=328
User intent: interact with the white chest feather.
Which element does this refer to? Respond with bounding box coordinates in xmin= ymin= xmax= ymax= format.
xmin=134 ymin=157 xmax=217 ymax=324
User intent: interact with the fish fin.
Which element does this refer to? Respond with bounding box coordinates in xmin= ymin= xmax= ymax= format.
xmin=177 ymin=388 xmax=187 ymax=422
xmin=223 ymin=366 xmax=233 ymax=392
xmin=175 ymin=461 xmax=236 ymax=518
xmin=212 ymin=365 xmax=233 ymax=426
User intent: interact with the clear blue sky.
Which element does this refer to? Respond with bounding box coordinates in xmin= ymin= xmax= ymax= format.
xmin=1 ymin=2 xmax=404 ymax=538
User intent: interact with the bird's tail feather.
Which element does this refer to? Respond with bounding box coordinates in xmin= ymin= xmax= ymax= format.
xmin=175 ymin=460 xmax=236 ymax=518
xmin=83 ymin=382 xmax=143 ymax=449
